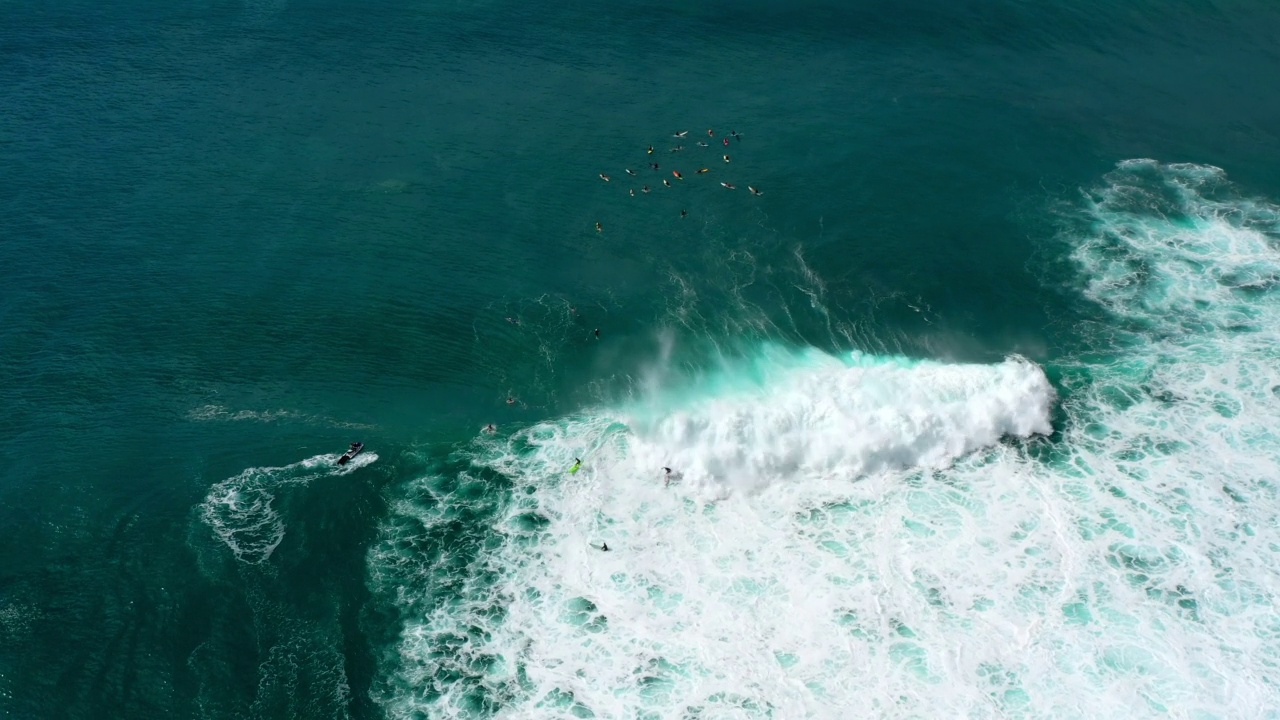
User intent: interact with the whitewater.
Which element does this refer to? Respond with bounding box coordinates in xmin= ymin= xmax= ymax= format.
xmin=189 ymin=160 xmax=1277 ymax=718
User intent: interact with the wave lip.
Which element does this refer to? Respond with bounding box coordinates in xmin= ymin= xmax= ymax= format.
xmin=630 ymin=350 xmax=1055 ymax=490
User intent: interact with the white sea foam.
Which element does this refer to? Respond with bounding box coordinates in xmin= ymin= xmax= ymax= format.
xmin=201 ymin=452 xmax=376 ymax=564
xmin=375 ymin=161 xmax=1280 ymax=718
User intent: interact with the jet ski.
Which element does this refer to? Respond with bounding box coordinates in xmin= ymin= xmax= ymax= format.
xmin=337 ymin=442 xmax=364 ymax=466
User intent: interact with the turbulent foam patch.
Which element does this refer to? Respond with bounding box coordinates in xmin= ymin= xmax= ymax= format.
xmin=372 ymin=160 xmax=1280 ymax=719
xmin=372 ymin=351 xmax=1055 ymax=718
xmin=201 ymin=452 xmax=376 ymax=564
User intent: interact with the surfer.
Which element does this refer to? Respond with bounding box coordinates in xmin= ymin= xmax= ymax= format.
xmin=723 ymin=154 xmax=731 ymax=162
xmin=721 ymin=182 xmax=736 ymax=190
xmin=642 ymin=185 xmax=651 ymax=193
xmin=505 ymin=316 xmax=520 ymax=325
xmin=594 ymin=328 xmax=600 ymax=339
xmin=707 ymin=128 xmax=714 ymax=137
xmin=649 ymin=162 xmax=660 ymax=170
xmin=647 ymin=146 xmax=654 ymax=154
xmin=723 ymin=137 xmax=729 ymax=146
xmin=673 ymin=130 xmax=688 ymax=138
xmin=680 ymin=210 xmax=687 ymax=218
xmin=599 ymin=173 xmax=610 ymax=182
xmin=484 ymin=424 xmax=497 ymax=433
xmin=696 ymin=168 xmax=710 ymax=174
xmin=731 ymin=130 xmax=741 ymax=141
xmin=506 ymin=396 xmax=516 ymax=405
xmin=663 ymin=179 xmax=671 ymax=188
xmin=697 ymin=141 xmax=709 ymax=147
xmin=601 ymin=542 xmax=610 ymax=551
xmin=629 ymin=188 xmax=635 ymax=197
xmin=670 ymin=146 xmax=684 ymax=153
xmin=672 ymin=170 xmax=683 ymax=180
xmin=570 ymin=457 xmax=582 ymax=473
xmin=749 ymin=186 xmax=763 ymax=196
xmin=663 ymin=466 xmax=674 ymax=486
xmin=596 ymin=222 xmax=603 ymax=232
xmin=625 ymin=168 xmax=637 ymax=176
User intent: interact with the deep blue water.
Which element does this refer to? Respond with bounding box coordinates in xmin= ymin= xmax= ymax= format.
xmin=5 ymin=1 xmax=1280 ymax=717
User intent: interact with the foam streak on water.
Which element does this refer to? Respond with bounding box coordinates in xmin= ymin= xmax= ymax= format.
xmin=372 ymin=162 xmax=1280 ymax=718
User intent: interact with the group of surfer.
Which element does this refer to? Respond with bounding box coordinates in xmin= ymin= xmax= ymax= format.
xmin=476 ymin=129 xmax=740 ymax=547
xmin=594 ymin=128 xmax=762 ymax=233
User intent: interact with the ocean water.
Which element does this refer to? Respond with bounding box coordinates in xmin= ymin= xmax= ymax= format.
xmin=5 ymin=1 xmax=1280 ymax=718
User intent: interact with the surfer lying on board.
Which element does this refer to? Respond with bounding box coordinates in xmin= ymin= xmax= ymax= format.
xmin=569 ymin=458 xmax=582 ymax=474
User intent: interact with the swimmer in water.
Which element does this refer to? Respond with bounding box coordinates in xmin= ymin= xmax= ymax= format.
xmin=696 ymin=167 xmax=710 ymax=174
xmin=696 ymin=141 xmax=709 ymax=147
xmin=731 ymin=130 xmax=741 ymax=141
xmin=599 ymin=173 xmax=610 ymax=182
xmin=749 ymin=186 xmax=763 ymax=196
xmin=670 ymin=146 xmax=684 ymax=152
xmin=663 ymin=467 xmax=673 ymax=486
xmin=484 ymin=424 xmax=497 ymax=433
xmin=649 ymin=162 xmax=660 ymax=170
xmin=721 ymin=182 xmax=736 ymax=189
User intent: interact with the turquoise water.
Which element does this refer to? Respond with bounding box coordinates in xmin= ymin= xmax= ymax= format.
xmin=5 ymin=1 xmax=1280 ymax=717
